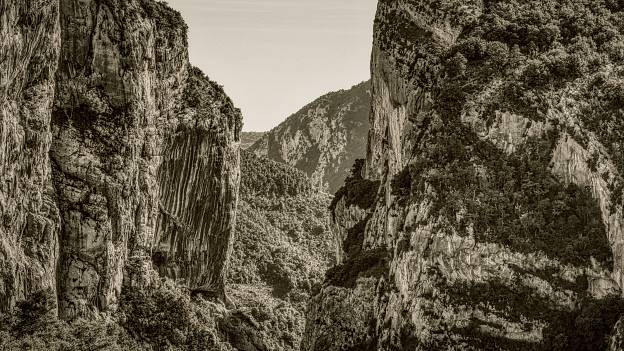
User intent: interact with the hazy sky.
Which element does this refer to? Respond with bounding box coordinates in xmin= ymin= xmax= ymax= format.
xmin=170 ymin=0 xmax=378 ymax=131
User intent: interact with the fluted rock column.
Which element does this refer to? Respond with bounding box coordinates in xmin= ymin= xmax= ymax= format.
xmin=154 ymin=67 xmax=242 ymax=301
xmin=0 ymin=0 xmax=61 ymax=313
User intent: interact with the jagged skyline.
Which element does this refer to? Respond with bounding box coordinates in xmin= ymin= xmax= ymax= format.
xmin=170 ymin=0 xmax=377 ymax=131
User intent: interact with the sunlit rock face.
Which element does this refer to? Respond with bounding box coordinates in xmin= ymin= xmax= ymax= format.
xmin=249 ymin=81 xmax=370 ymax=194
xmin=1 ymin=0 xmax=241 ymax=320
xmin=304 ymin=0 xmax=624 ymax=350
xmin=51 ymin=0 xmax=190 ymax=319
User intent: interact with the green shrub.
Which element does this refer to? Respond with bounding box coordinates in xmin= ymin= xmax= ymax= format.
xmin=182 ymin=66 xmax=243 ymax=135
xmin=0 ymin=289 xmax=141 ymax=351
xmin=140 ymin=0 xmax=187 ymax=36
xmin=543 ymin=295 xmax=624 ymax=351
xmin=409 ymin=123 xmax=611 ymax=268
xmin=119 ymin=280 xmax=242 ymax=350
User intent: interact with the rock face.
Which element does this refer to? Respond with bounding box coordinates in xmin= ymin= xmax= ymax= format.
xmin=0 ymin=0 xmax=62 ymax=314
xmin=304 ymin=0 xmax=624 ymax=350
xmin=1 ymin=0 xmax=241 ymax=320
xmin=51 ymin=0 xmax=190 ymax=319
xmin=249 ymin=81 xmax=370 ymax=193
xmin=154 ymin=66 xmax=241 ymax=301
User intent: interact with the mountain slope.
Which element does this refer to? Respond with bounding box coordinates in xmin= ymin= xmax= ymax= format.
xmin=303 ymin=1 xmax=624 ymax=350
xmin=249 ymin=81 xmax=371 ymax=193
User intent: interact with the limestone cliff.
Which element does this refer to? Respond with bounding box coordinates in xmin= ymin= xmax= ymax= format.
xmin=154 ymin=66 xmax=241 ymax=301
xmin=304 ymin=1 xmax=624 ymax=350
xmin=0 ymin=0 xmax=61 ymax=314
xmin=1 ymin=0 xmax=241 ymax=321
xmin=249 ymin=81 xmax=370 ymax=193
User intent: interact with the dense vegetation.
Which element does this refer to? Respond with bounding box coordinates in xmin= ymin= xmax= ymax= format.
xmin=405 ymin=124 xmax=611 ymax=268
xmin=232 ymin=195 xmax=333 ymax=299
xmin=0 ymin=283 xmax=266 ymax=351
xmin=139 ymin=0 xmax=188 ymax=50
xmin=183 ymin=66 xmax=243 ymax=134
xmin=379 ymin=0 xmax=624 ymax=174
xmin=230 ymin=151 xmax=334 ymax=349
xmin=367 ymin=1 xmax=624 ymax=349
xmin=240 ymin=149 xmax=313 ymax=197
xmin=381 ymin=0 xmax=623 ymax=269
xmin=241 ymin=132 xmax=266 ymax=149
xmin=436 ymin=0 xmax=624 ymax=172
xmin=0 ymin=152 xmax=330 ymax=351
xmin=425 ymin=273 xmax=624 ymax=351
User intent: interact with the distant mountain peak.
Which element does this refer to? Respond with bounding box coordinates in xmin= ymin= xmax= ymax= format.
xmin=249 ymin=80 xmax=371 ymax=193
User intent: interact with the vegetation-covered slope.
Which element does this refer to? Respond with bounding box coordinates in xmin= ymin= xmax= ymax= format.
xmin=0 ymin=84 xmax=329 ymax=351
xmin=229 ymin=150 xmax=334 ymax=350
xmin=249 ymin=81 xmax=371 ymax=193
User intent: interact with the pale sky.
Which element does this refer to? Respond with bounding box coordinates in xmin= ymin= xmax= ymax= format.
xmin=169 ymin=0 xmax=378 ymax=131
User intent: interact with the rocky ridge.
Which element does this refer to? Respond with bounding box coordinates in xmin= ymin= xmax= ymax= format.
xmin=249 ymin=81 xmax=370 ymax=193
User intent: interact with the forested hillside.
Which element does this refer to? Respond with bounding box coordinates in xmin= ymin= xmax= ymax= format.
xmin=241 ymin=132 xmax=265 ymax=149
xmin=229 ymin=150 xmax=334 ymax=350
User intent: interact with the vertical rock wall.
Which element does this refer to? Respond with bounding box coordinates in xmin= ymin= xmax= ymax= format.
xmin=51 ymin=0 xmax=189 ymax=319
xmin=304 ymin=0 xmax=624 ymax=349
xmin=0 ymin=0 xmax=61 ymax=313
xmin=0 ymin=0 xmax=241 ymax=320
xmin=155 ymin=67 xmax=242 ymax=300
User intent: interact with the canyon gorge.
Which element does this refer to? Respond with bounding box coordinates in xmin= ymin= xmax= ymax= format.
xmin=3 ymin=0 xmax=624 ymax=350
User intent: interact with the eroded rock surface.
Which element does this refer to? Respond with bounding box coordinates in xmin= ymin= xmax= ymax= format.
xmin=304 ymin=1 xmax=624 ymax=349
xmin=155 ymin=66 xmax=241 ymax=300
xmin=0 ymin=0 xmax=62 ymax=313
xmin=1 ymin=0 xmax=241 ymax=320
